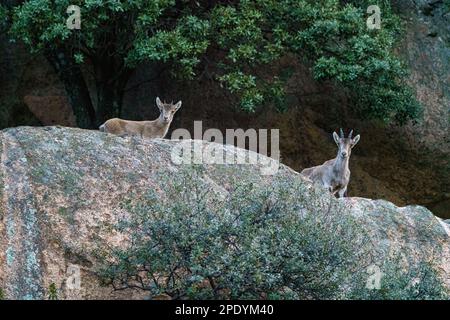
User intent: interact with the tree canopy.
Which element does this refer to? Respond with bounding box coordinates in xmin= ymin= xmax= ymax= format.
xmin=1 ymin=0 xmax=421 ymax=127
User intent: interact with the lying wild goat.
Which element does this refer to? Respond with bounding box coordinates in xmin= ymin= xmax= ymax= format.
xmin=99 ymin=97 xmax=181 ymax=139
xmin=301 ymin=129 xmax=360 ymax=198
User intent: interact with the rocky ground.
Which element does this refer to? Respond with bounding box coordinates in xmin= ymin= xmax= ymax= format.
xmin=0 ymin=127 xmax=448 ymax=299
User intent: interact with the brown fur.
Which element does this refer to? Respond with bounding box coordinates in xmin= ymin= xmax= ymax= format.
xmin=99 ymin=97 xmax=181 ymax=139
xmin=301 ymin=130 xmax=360 ymax=198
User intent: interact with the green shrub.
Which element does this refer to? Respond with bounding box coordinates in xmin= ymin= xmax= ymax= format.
xmin=350 ymin=258 xmax=448 ymax=300
xmin=98 ymin=166 xmax=363 ymax=299
xmin=444 ymin=0 xmax=450 ymax=11
xmin=47 ymin=283 xmax=58 ymax=300
xmin=98 ymin=166 xmax=447 ymax=300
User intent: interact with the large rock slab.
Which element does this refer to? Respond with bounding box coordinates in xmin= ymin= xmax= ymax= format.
xmin=0 ymin=126 xmax=448 ymax=299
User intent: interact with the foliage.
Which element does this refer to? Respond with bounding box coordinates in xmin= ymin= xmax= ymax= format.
xmin=4 ymin=0 xmax=421 ymax=124
xmin=350 ymin=258 xmax=449 ymax=300
xmin=48 ymin=283 xmax=58 ymax=300
xmin=0 ymin=4 xmax=8 ymax=32
xmin=98 ymin=166 xmax=364 ymax=299
xmin=98 ymin=166 xmax=447 ymax=300
xmin=212 ymin=0 xmax=421 ymax=122
xmin=0 ymin=288 xmax=4 ymax=300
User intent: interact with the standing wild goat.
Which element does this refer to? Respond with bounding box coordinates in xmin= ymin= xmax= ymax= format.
xmin=99 ymin=97 xmax=181 ymax=139
xmin=301 ymin=129 xmax=360 ymax=198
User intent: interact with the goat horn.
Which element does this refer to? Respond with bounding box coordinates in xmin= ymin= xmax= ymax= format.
xmin=348 ymin=130 xmax=353 ymax=138
xmin=340 ymin=128 xmax=344 ymax=138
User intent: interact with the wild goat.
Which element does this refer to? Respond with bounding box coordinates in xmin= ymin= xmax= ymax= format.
xmin=301 ymin=129 xmax=360 ymax=198
xmin=99 ymin=97 xmax=181 ymax=139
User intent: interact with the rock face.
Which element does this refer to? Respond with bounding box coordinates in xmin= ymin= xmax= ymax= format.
xmin=23 ymin=95 xmax=76 ymax=127
xmin=0 ymin=126 xmax=448 ymax=300
xmin=1 ymin=3 xmax=449 ymax=218
xmin=395 ymin=0 xmax=450 ymax=154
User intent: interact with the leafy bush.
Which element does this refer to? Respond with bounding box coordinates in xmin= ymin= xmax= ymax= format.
xmin=98 ymin=166 xmax=447 ymax=300
xmin=47 ymin=283 xmax=58 ymax=300
xmin=98 ymin=166 xmax=366 ymax=299
xmin=350 ymin=258 xmax=448 ymax=300
xmin=4 ymin=0 xmax=421 ymax=125
xmin=444 ymin=0 xmax=450 ymax=11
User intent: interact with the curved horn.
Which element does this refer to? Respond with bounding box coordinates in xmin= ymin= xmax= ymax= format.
xmin=348 ymin=130 xmax=353 ymax=139
xmin=340 ymin=128 xmax=344 ymax=138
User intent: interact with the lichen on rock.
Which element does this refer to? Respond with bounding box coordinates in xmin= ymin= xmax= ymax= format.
xmin=0 ymin=126 xmax=448 ymax=299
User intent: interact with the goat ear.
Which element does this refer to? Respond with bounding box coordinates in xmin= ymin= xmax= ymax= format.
xmin=333 ymin=132 xmax=340 ymax=144
xmin=156 ymin=97 xmax=163 ymax=110
xmin=351 ymin=135 xmax=360 ymax=148
xmin=174 ymin=100 xmax=182 ymax=111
